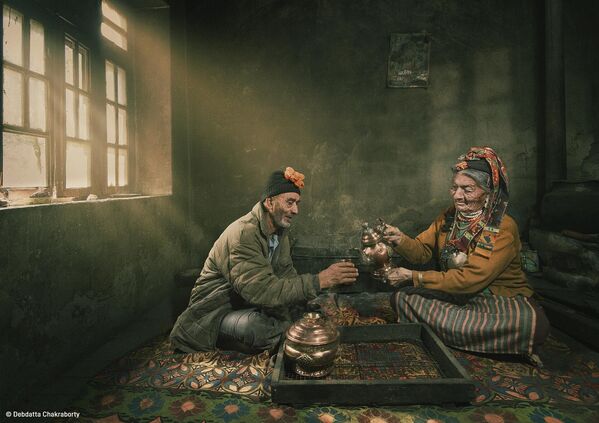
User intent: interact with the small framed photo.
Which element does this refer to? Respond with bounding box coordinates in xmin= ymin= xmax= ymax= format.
xmin=387 ymin=32 xmax=431 ymax=88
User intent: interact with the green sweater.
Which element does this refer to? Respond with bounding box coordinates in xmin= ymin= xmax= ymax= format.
xmin=170 ymin=202 xmax=320 ymax=352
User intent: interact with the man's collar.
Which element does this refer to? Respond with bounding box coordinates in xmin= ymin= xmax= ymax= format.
xmin=252 ymin=202 xmax=286 ymax=238
xmin=252 ymin=202 xmax=274 ymax=238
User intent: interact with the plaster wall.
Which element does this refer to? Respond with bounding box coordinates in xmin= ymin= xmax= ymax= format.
xmin=181 ymin=0 xmax=541 ymax=256
xmin=0 ymin=197 xmax=187 ymax=408
xmin=565 ymin=0 xmax=599 ymax=180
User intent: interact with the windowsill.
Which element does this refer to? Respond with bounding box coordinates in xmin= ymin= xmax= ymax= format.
xmin=0 ymin=193 xmax=171 ymax=210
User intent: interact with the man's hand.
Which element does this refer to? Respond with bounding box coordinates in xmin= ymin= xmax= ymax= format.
xmin=382 ymin=224 xmax=405 ymax=247
xmin=385 ymin=267 xmax=413 ymax=287
xmin=318 ymin=262 xmax=359 ymax=289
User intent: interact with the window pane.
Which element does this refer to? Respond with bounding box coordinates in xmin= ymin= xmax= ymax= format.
xmin=118 ymin=149 xmax=128 ymax=186
xmin=65 ymin=89 xmax=76 ymax=138
xmin=66 ymin=140 xmax=91 ymax=188
xmin=78 ymin=47 xmax=89 ymax=91
xmin=3 ymin=5 xmax=23 ymax=66
xmin=107 ymin=146 xmax=116 ymax=186
xmin=101 ymin=1 xmax=127 ymax=31
xmin=101 ymin=22 xmax=127 ymax=50
xmin=65 ymin=40 xmax=74 ymax=85
xmin=106 ymin=103 xmax=116 ymax=144
xmin=2 ymin=132 xmax=46 ymax=187
xmin=105 ymin=61 xmax=115 ymax=101
xmin=118 ymin=108 xmax=127 ymax=145
xmin=78 ymin=94 xmax=89 ymax=140
xmin=29 ymin=20 xmax=45 ymax=74
xmin=29 ymin=77 xmax=47 ymax=131
xmin=3 ymin=68 xmax=23 ymax=126
xmin=117 ymin=67 xmax=127 ymax=105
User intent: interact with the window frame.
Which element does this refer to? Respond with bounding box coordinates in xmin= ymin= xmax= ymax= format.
xmin=61 ymin=34 xmax=94 ymax=198
xmin=1 ymin=0 xmax=138 ymax=204
xmin=101 ymin=0 xmax=135 ymax=195
xmin=2 ymin=2 xmax=53 ymax=198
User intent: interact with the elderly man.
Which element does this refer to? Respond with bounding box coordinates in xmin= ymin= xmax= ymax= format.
xmin=170 ymin=167 xmax=358 ymax=353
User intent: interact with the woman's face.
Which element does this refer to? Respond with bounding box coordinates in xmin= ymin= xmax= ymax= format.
xmin=450 ymin=173 xmax=488 ymax=213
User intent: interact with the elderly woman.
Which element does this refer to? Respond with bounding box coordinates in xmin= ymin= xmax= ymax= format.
xmin=384 ymin=147 xmax=549 ymax=361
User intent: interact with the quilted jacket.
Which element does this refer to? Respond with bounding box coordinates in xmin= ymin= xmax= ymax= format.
xmin=170 ymin=202 xmax=320 ymax=352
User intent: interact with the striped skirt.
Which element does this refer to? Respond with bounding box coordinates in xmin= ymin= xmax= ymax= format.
xmin=391 ymin=290 xmax=539 ymax=355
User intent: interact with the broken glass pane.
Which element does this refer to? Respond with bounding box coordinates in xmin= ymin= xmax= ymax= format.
xmin=118 ymin=149 xmax=128 ymax=186
xmin=78 ymin=47 xmax=89 ymax=91
xmin=3 ymin=67 xmax=23 ymax=126
xmin=2 ymin=132 xmax=46 ymax=187
xmin=65 ymin=88 xmax=76 ymax=137
xmin=105 ymin=61 xmax=115 ymax=101
xmin=106 ymin=103 xmax=116 ymax=144
xmin=118 ymin=108 xmax=127 ymax=145
xmin=78 ymin=94 xmax=89 ymax=140
xmin=117 ymin=67 xmax=127 ymax=105
xmin=3 ymin=5 xmax=23 ymax=66
xmin=29 ymin=77 xmax=47 ymax=131
xmin=65 ymin=40 xmax=74 ymax=85
xmin=29 ymin=19 xmax=45 ymax=74
xmin=66 ymin=140 xmax=91 ymax=188
xmin=101 ymin=22 xmax=127 ymax=50
xmin=107 ymin=146 xmax=116 ymax=186
xmin=102 ymin=0 xmax=127 ymax=31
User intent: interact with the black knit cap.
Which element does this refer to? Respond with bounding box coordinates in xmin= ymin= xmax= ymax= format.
xmin=261 ymin=170 xmax=301 ymax=201
xmin=457 ymin=159 xmax=508 ymax=193
xmin=464 ymin=159 xmax=492 ymax=176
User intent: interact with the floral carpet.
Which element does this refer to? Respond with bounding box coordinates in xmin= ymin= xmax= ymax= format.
xmin=64 ymin=294 xmax=599 ymax=422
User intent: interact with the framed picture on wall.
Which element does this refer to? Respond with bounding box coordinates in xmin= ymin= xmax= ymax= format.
xmin=387 ymin=32 xmax=431 ymax=88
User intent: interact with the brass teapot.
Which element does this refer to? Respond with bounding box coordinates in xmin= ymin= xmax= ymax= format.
xmin=284 ymin=312 xmax=340 ymax=378
xmin=360 ymin=218 xmax=394 ymax=279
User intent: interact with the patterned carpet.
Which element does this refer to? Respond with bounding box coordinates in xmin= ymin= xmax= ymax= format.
xmin=63 ymin=293 xmax=599 ymax=422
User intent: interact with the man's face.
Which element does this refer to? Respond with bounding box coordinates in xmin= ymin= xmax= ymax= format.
xmin=265 ymin=192 xmax=300 ymax=229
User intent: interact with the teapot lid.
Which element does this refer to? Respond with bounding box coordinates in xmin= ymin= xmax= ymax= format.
xmin=361 ymin=222 xmax=382 ymax=246
xmin=286 ymin=312 xmax=339 ymax=345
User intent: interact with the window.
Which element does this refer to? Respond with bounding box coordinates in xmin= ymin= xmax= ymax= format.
xmin=101 ymin=0 xmax=127 ymax=51
xmin=102 ymin=0 xmax=130 ymax=190
xmin=64 ymin=37 xmax=92 ymax=189
xmin=105 ymin=60 xmax=128 ymax=187
xmin=2 ymin=5 xmax=48 ymax=191
xmin=1 ymin=1 xmax=171 ymax=205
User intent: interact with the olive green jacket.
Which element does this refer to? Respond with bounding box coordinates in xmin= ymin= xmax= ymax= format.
xmin=170 ymin=202 xmax=320 ymax=352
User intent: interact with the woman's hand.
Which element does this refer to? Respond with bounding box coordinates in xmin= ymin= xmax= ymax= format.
xmin=385 ymin=267 xmax=413 ymax=287
xmin=383 ymin=224 xmax=405 ymax=247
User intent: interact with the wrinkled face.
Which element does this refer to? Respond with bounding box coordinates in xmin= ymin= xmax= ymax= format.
xmin=264 ymin=192 xmax=300 ymax=229
xmin=450 ymin=173 xmax=488 ymax=213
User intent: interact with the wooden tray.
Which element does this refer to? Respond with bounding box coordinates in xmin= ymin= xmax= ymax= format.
xmin=271 ymin=323 xmax=475 ymax=406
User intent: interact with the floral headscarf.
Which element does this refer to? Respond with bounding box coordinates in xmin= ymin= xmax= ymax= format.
xmin=441 ymin=147 xmax=510 ymax=269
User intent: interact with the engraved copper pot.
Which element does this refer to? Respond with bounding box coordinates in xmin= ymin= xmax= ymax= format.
xmin=360 ymin=220 xmax=394 ymax=279
xmin=284 ymin=312 xmax=340 ymax=378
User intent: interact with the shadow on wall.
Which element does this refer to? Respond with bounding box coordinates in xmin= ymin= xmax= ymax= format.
xmin=0 ymin=196 xmax=192 ymax=409
xmin=180 ymin=0 xmax=540 ymax=254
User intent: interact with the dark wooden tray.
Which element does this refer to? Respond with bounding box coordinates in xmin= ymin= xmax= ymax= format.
xmin=271 ymin=323 xmax=475 ymax=406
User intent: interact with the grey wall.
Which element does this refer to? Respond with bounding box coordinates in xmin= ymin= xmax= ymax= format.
xmin=565 ymin=0 xmax=599 ymax=179
xmin=181 ymin=0 xmax=542 ymax=257
xmin=0 ymin=197 xmax=188 ymax=408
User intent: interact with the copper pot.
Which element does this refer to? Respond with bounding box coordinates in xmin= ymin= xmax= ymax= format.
xmin=284 ymin=312 xmax=340 ymax=377
xmin=360 ymin=220 xmax=394 ymax=279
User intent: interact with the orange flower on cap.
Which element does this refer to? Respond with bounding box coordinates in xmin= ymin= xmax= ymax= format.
xmin=284 ymin=167 xmax=305 ymax=189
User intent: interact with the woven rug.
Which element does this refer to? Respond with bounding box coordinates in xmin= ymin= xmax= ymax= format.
xmin=64 ymin=293 xmax=599 ymax=422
